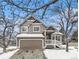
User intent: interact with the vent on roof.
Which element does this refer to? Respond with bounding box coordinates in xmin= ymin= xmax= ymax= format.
xmin=27 ymin=16 xmax=35 ymax=20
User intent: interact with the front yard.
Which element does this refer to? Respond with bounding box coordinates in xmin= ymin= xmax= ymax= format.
xmin=0 ymin=46 xmax=78 ymax=59
xmin=44 ymin=49 xmax=77 ymax=59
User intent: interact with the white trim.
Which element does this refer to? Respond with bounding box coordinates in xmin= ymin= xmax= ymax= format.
xmin=19 ymin=39 xmax=20 ymax=48
xmin=17 ymin=34 xmax=44 ymax=38
xmin=33 ymin=26 xmax=40 ymax=32
xmin=19 ymin=39 xmax=44 ymax=49
xmin=32 ymin=23 xmax=42 ymax=24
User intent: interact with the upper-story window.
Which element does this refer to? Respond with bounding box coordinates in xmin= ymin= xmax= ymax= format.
xmin=33 ymin=26 xmax=40 ymax=32
xmin=22 ymin=26 xmax=28 ymax=32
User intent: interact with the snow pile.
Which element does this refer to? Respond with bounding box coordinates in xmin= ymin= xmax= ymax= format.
xmin=0 ymin=49 xmax=19 ymax=59
xmin=44 ymin=49 xmax=78 ymax=59
xmin=6 ymin=46 xmax=17 ymax=49
xmin=0 ymin=48 xmax=3 ymax=54
xmin=0 ymin=46 xmax=17 ymax=54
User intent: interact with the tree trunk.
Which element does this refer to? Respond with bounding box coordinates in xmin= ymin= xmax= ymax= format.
xmin=3 ymin=46 xmax=6 ymax=52
xmin=66 ymin=38 xmax=69 ymax=52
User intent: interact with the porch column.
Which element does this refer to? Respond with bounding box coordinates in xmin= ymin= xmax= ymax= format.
xmin=44 ymin=30 xmax=47 ymax=47
xmin=51 ymin=34 xmax=53 ymax=44
xmin=54 ymin=35 xmax=56 ymax=48
xmin=60 ymin=36 xmax=62 ymax=44
xmin=44 ymin=30 xmax=47 ymax=40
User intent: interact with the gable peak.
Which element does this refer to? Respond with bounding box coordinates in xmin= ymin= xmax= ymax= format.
xmin=27 ymin=16 xmax=35 ymax=21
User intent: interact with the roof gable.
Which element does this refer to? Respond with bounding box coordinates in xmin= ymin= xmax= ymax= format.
xmin=20 ymin=16 xmax=35 ymax=26
xmin=20 ymin=16 xmax=47 ymax=29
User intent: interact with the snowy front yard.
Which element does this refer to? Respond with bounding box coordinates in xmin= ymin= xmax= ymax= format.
xmin=44 ymin=49 xmax=78 ymax=59
xmin=0 ymin=49 xmax=19 ymax=59
xmin=0 ymin=46 xmax=19 ymax=59
xmin=0 ymin=46 xmax=78 ymax=59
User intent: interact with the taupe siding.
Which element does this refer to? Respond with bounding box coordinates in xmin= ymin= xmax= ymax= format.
xmin=21 ymin=24 xmax=46 ymax=34
xmin=20 ymin=20 xmax=34 ymax=33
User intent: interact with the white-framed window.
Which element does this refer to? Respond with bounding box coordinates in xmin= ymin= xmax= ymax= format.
xmin=33 ymin=26 xmax=40 ymax=32
xmin=21 ymin=26 xmax=28 ymax=32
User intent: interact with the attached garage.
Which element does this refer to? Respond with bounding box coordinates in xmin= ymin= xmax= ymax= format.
xmin=20 ymin=39 xmax=43 ymax=49
xmin=16 ymin=34 xmax=44 ymax=49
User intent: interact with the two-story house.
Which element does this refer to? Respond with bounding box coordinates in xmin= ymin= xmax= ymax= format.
xmin=16 ymin=16 xmax=63 ymax=49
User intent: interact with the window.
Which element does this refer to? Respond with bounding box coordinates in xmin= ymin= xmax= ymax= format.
xmin=53 ymin=36 xmax=54 ymax=40
xmin=33 ymin=26 xmax=40 ymax=32
xmin=57 ymin=35 xmax=60 ymax=41
xmin=56 ymin=35 xmax=60 ymax=41
xmin=22 ymin=26 xmax=28 ymax=32
xmin=56 ymin=36 xmax=57 ymax=40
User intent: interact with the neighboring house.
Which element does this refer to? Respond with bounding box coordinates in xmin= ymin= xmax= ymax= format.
xmin=17 ymin=16 xmax=63 ymax=49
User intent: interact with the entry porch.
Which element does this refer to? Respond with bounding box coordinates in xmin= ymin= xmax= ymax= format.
xmin=44 ymin=30 xmax=63 ymax=48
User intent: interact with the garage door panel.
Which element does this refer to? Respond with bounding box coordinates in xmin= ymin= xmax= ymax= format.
xmin=20 ymin=40 xmax=43 ymax=49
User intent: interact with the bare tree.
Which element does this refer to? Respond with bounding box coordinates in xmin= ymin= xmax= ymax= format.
xmin=0 ymin=4 xmax=17 ymax=52
xmin=0 ymin=18 xmax=15 ymax=52
xmin=53 ymin=0 xmax=78 ymax=52
xmin=4 ymin=0 xmax=58 ymax=18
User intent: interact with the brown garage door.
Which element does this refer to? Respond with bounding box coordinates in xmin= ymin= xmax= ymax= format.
xmin=20 ymin=39 xmax=43 ymax=49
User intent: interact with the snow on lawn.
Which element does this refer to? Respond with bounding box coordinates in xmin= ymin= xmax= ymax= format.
xmin=0 ymin=46 xmax=17 ymax=54
xmin=44 ymin=49 xmax=78 ymax=59
xmin=0 ymin=46 xmax=19 ymax=59
xmin=0 ymin=49 xmax=19 ymax=59
xmin=0 ymin=46 xmax=78 ymax=59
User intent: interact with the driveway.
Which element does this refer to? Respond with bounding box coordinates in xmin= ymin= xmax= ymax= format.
xmin=10 ymin=49 xmax=46 ymax=59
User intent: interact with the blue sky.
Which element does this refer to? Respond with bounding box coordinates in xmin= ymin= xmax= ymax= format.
xmin=0 ymin=0 xmax=77 ymax=27
xmin=0 ymin=0 xmax=77 ymax=17
xmin=0 ymin=0 xmax=77 ymax=38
